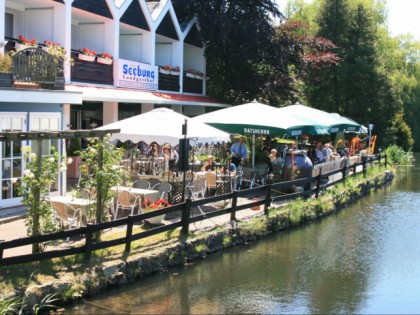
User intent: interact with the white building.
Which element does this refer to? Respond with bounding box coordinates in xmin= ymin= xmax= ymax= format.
xmin=0 ymin=0 xmax=227 ymax=210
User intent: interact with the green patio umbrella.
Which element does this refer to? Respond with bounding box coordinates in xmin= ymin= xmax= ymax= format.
xmin=192 ymin=101 xmax=330 ymax=166
xmin=278 ymin=103 xmax=361 ymax=134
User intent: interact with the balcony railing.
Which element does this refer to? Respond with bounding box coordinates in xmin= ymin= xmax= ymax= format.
xmin=70 ymin=51 xmax=113 ymax=85
xmin=1 ymin=45 xmax=64 ymax=90
xmin=183 ymin=74 xmax=203 ymax=94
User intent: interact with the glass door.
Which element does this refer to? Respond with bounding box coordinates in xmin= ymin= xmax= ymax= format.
xmin=29 ymin=113 xmax=62 ymax=196
xmin=0 ymin=113 xmax=26 ymax=208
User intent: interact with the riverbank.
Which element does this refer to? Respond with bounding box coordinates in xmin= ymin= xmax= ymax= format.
xmin=0 ymin=167 xmax=393 ymax=313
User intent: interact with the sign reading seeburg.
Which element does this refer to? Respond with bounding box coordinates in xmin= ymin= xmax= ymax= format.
xmin=115 ymin=59 xmax=158 ymax=90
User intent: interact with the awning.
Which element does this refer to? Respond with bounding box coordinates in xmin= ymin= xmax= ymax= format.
xmin=0 ymin=88 xmax=83 ymax=104
xmin=65 ymin=84 xmax=229 ymax=107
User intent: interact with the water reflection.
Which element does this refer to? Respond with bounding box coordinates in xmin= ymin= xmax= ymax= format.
xmin=68 ymin=156 xmax=420 ymax=314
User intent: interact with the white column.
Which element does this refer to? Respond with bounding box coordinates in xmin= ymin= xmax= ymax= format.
xmin=63 ymin=0 xmax=73 ymax=83
xmin=62 ymin=104 xmax=71 ymax=130
xmin=103 ymin=102 xmax=119 ymax=125
xmin=0 ymin=0 xmax=5 ymax=54
xmin=141 ymin=103 xmax=154 ymax=113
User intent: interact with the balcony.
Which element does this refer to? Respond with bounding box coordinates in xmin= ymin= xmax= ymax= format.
xmin=70 ymin=51 xmax=113 ymax=85
xmin=2 ymin=39 xmax=206 ymax=95
xmin=1 ymin=45 xmax=64 ymax=90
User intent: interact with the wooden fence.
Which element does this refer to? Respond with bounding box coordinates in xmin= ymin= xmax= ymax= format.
xmin=0 ymin=154 xmax=387 ymax=267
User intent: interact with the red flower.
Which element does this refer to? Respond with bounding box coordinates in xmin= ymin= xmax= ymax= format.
xmin=143 ymin=198 xmax=171 ymax=211
xmin=99 ymin=52 xmax=113 ymax=59
xmin=80 ymin=48 xmax=97 ymax=57
xmin=18 ymin=35 xmax=37 ymax=46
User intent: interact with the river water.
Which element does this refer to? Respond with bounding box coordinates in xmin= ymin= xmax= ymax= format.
xmin=68 ymin=155 xmax=420 ymax=314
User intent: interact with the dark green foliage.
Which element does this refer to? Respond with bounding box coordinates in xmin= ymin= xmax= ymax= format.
xmin=172 ymin=0 xmax=302 ymax=104
xmin=305 ymin=0 xmax=402 ymax=148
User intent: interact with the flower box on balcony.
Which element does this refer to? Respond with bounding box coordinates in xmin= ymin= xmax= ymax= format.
xmin=186 ymin=72 xmax=195 ymax=78
xmin=159 ymin=68 xmax=170 ymax=75
xmin=97 ymin=56 xmax=113 ymax=65
xmin=170 ymin=70 xmax=180 ymax=76
xmin=15 ymin=43 xmax=35 ymax=51
xmin=78 ymin=53 xmax=95 ymax=62
xmin=195 ymin=75 xmax=203 ymax=80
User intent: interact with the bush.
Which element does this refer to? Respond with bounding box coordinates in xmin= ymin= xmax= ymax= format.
xmin=384 ymin=145 xmax=413 ymax=166
xmin=0 ymin=52 xmax=12 ymax=72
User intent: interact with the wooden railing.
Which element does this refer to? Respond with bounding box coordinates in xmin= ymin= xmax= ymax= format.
xmin=0 ymin=154 xmax=387 ymax=267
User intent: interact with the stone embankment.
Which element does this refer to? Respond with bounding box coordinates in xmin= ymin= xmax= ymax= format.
xmin=4 ymin=170 xmax=394 ymax=313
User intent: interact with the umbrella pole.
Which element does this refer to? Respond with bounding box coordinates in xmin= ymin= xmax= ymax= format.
xmin=252 ymin=134 xmax=255 ymax=168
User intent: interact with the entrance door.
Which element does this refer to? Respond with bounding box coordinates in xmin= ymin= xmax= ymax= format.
xmin=0 ymin=113 xmax=26 ymax=208
xmin=29 ymin=113 xmax=62 ymax=196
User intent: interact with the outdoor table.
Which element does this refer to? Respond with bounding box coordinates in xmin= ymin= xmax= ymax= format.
xmin=48 ymin=195 xmax=95 ymax=225
xmin=111 ymin=186 xmax=160 ymax=209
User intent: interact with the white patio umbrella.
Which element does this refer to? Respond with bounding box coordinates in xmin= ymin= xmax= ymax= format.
xmin=95 ymin=108 xmax=230 ymax=146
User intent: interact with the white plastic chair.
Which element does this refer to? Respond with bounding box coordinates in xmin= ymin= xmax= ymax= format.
xmin=51 ymin=201 xmax=84 ymax=240
xmin=114 ymin=190 xmax=141 ymax=220
xmin=155 ymin=182 xmax=172 ymax=199
xmin=132 ymin=179 xmax=150 ymax=190
xmin=187 ymin=177 xmax=207 ymax=200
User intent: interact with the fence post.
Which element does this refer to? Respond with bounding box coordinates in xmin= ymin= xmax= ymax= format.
xmin=353 ymin=161 xmax=357 ymax=176
xmin=264 ymin=183 xmax=272 ymax=215
xmin=342 ymin=159 xmax=347 ymax=182
xmin=125 ymin=215 xmax=134 ymax=253
xmin=84 ymin=223 xmax=94 ymax=261
xmin=315 ymin=168 xmax=322 ymax=199
xmin=362 ymin=158 xmax=367 ymax=177
xmin=385 ymin=153 xmax=387 ymax=168
xmin=230 ymin=191 xmax=238 ymax=221
xmin=181 ymin=199 xmax=192 ymax=237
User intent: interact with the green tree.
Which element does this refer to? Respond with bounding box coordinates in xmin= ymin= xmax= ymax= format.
xmin=78 ymin=135 xmax=130 ymax=238
xmin=303 ymin=0 xmax=404 ymax=148
xmin=20 ymin=145 xmax=67 ymax=253
xmin=172 ymin=0 xmax=304 ymax=104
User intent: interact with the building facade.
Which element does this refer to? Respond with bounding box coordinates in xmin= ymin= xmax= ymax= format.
xmin=0 ymin=0 xmax=226 ymax=209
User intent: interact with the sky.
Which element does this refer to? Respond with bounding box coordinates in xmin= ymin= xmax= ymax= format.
xmin=276 ymin=0 xmax=420 ymax=41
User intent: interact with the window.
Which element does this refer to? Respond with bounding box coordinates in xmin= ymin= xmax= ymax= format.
xmin=30 ymin=113 xmax=62 ymax=194
xmin=0 ymin=113 xmax=26 ymax=202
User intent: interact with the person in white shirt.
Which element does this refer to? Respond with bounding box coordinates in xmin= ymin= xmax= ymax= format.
xmin=322 ymin=143 xmax=333 ymax=161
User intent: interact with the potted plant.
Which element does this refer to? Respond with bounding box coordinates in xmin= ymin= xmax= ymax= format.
xmin=143 ymin=198 xmax=171 ymax=225
xmin=78 ymin=48 xmax=96 ymax=62
xmin=0 ymin=52 xmax=13 ymax=87
xmin=195 ymin=70 xmax=204 ymax=80
xmin=96 ymin=52 xmax=113 ymax=65
xmin=159 ymin=65 xmax=171 ymax=75
xmin=16 ymin=35 xmax=37 ymax=50
xmin=170 ymin=66 xmax=180 ymax=75
xmin=66 ymin=138 xmax=82 ymax=179
xmin=186 ymin=68 xmax=196 ymax=78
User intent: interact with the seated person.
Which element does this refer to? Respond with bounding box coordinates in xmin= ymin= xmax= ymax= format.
xmin=201 ymin=155 xmax=216 ymax=172
xmin=162 ymin=144 xmax=179 ymax=171
xmin=269 ymin=149 xmax=283 ymax=164
xmin=315 ymin=141 xmax=325 ymax=163
xmin=147 ymin=142 xmax=159 ymax=158
xmin=220 ymin=161 xmax=236 ymax=174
